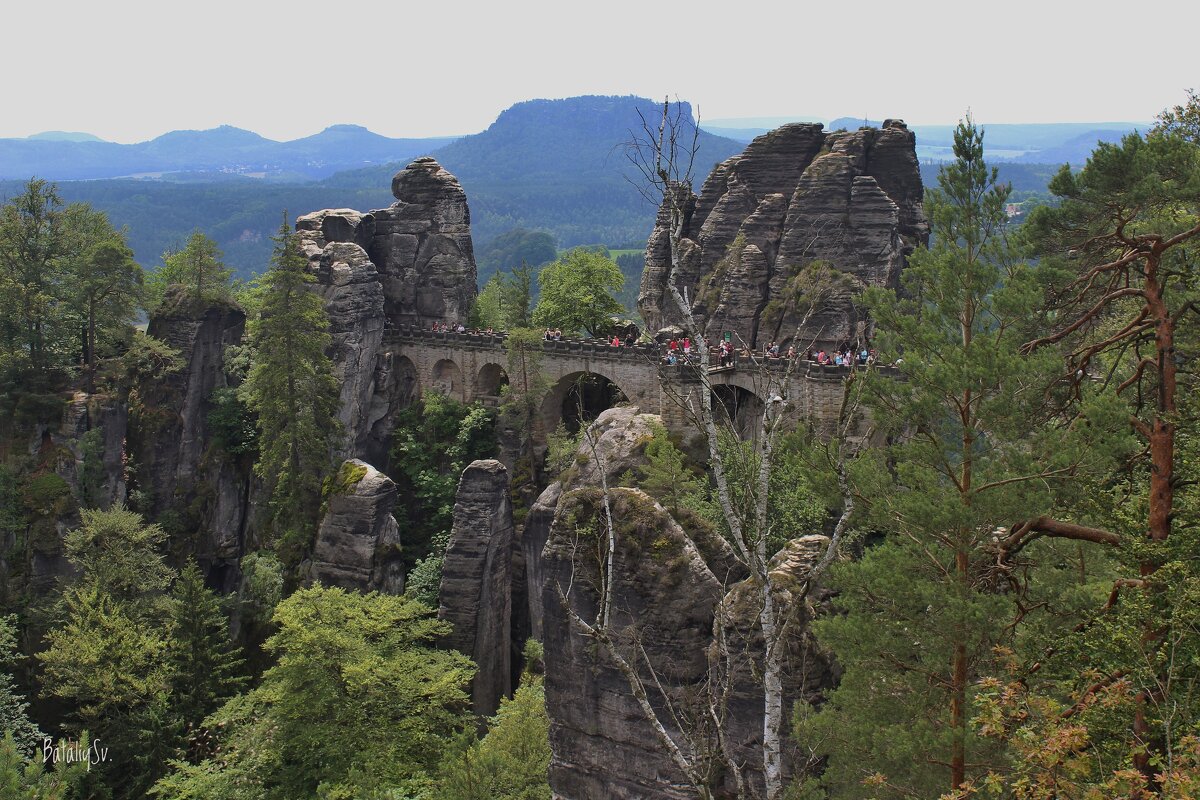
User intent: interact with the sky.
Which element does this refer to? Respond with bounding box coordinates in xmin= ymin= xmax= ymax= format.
xmin=7 ymin=0 xmax=1196 ymax=143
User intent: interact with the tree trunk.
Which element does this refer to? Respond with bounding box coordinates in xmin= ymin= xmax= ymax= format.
xmin=950 ymin=549 xmax=969 ymax=791
xmin=761 ymin=586 xmax=784 ymax=800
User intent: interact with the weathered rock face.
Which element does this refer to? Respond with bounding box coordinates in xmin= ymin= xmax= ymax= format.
xmin=522 ymin=406 xmax=663 ymax=640
xmin=52 ymin=391 xmax=128 ymax=511
xmin=532 ymin=405 xmax=833 ymax=799
xmin=716 ymin=535 xmax=839 ymax=792
xmin=297 ymin=157 xmax=477 ymax=462
xmin=295 ymin=223 xmax=387 ymax=460
xmin=140 ymin=291 xmax=251 ymax=583
xmin=439 ymin=459 xmax=514 ymax=719
xmin=310 ymin=460 xmax=404 ymax=594
xmin=542 ymin=487 xmax=723 ymax=800
xmin=638 ymin=120 xmax=928 ymax=351
xmin=374 ymin=157 xmax=478 ymax=328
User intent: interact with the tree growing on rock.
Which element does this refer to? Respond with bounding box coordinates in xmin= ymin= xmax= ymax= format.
xmin=147 ymin=232 xmax=233 ymax=310
xmin=241 ymin=217 xmax=340 ymax=571
xmin=546 ymin=98 xmax=858 ymax=800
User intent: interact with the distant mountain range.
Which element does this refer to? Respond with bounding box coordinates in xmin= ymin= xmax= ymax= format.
xmin=326 ymin=96 xmax=744 ymax=250
xmin=0 ymin=125 xmax=457 ymax=181
xmin=1 ymin=96 xmax=743 ymax=277
xmin=0 ymin=98 xmax=1148 ymax=283
xmin=703 ymin=117 xmax=1146 ymax=165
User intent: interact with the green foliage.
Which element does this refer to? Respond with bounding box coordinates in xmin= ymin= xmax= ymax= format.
xmin=77 ymin=428 xmax=106 ymax=509
xmin=404 ymin=531 xmax=448 ymax=609
xmin=0 ymin=616 xmax=43 ymax=757
xmin=434 ymin=676 xmax=551 ymax=800
xmin=637 ymin=422 xmax=708 ymax=519
xmin=120 ymin=332 xmax=184 ymax=385
xmin=237 ymin=550 xmax=283 ymax=629
xmin=544 ymin=421 xmax=582 ymax=480
xmin=63 ymin=506 xmax=172 ymax=605
xmin=21 ymin=474 xmax=73 ymax=520
xmin=38 ymin=584 xmax=172 ymax=797
xmin=205 ymin=387 xmax=257 ymax=457
xmin=390 ymin=394 xmax=497 ymax=571
xmin=477 ymin=228 xmax=556 ymax=286
xmin=61 ymin=210 xmax=142 ymax=373
xmin=0 ymin=179 xmax=75 ymax=376
xmin=152 ymin=585 xmax=475 ymax=800
xmin=146 ymin=232 xmax=233 ymax=311
xmin=0 ymin=732 xmax=88 ymax=800
xmin=240 ymin=218 xmax=340 ymax=570
xmin=166 ymin=563 xmax=246 ymax=732
xmin=471 ymin=262 xmax=536 ymax=331
xmin=471 ymin=274 xmax=507 ymax=330
xmin=531 ymin=248 xmax=624 ymax=337
xmin=0 ymin=180 xmax=143 ymax=390
xmin=323 ymin=460 xmax=368 ymax=498
xmin=805 ymin=117 xmax=1130 ymax=798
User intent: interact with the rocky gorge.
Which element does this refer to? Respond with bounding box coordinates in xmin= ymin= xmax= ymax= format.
xmin=16 ymin=119 xmax=925 ymax=798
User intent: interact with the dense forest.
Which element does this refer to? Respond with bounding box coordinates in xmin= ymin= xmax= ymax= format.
xmin=1 ymin=90 xmax=1198 ymax=799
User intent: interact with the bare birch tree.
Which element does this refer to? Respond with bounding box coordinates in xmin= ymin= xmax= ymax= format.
xmin=551 ymin=98 xmax=861 ymax=800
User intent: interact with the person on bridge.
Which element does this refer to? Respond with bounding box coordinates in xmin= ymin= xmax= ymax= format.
xmin=611 ymin=335 xmax=621 ymax=347
xmin=625 ymin=331 xmax=636 ymax=347
xmin=682 ymin=337 xmax=692 ymax=355
xmin=719 ymin=340 xmax=734 ymax=367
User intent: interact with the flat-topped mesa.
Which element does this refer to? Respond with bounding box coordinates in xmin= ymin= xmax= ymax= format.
xmin=638 ymin=119 xmax=928 ymax=353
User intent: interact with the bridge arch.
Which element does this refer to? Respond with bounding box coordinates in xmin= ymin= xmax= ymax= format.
xmin=541 ymin=369 xmax=633 ymax=435
xmin=429 ymin=358 xmax=466 ymax=402
xmin=475 ymin=362 xmax=509 ymax=402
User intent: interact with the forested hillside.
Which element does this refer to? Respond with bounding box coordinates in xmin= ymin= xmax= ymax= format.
xmin=1 ymin=97 xmax=743 ymax=280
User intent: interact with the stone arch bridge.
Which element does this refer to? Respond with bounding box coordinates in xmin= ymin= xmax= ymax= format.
xmin=381 ymin=326 xmax=867 ymax=438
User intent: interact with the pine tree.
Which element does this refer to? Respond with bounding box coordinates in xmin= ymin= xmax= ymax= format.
xmin=39 ymin=507 xmax=179 ymax=799
xmin=0 ymin=179 xmax=71 ymax=374
xmin=637 ymin=422 xmax=706 ymax=518
xmin=0 ymin=616 xmax=42 ymax=758
xmin=241 ymin=217 xmax=340 ymax=568
xmin=148 ymin=232 xmax=233 ymax=309
xmin=802 ymin=117 xmax=1128 ymax=798
xmin=167 ymin=563 xmax=245 ymax=732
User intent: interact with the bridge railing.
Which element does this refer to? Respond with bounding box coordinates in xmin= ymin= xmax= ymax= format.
xmin=382 ymin=325 xmax=660 ymax=361
xmin=382 ymin=325 xmax=901 ymax=377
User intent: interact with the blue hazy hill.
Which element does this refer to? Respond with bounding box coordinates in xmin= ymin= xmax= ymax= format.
xmin=0 ymin=125 xmax=456 ymax=181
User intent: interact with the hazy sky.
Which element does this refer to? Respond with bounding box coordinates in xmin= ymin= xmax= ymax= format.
xmin=8 ymin=0 xmax=1195 ymax=142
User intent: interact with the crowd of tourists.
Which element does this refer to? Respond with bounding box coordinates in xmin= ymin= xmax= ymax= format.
xmin=662 ymin=336 xmax=878 ymax=368
xmin=429 ymin=320 xmax=877 ymax=369
xmin=430 ymin=321 xmax=500 ymax=336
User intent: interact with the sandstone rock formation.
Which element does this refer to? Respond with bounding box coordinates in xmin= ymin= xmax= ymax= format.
xmin=138 ymin=290 xmax=251 ymax=589
xmin=53 ymin=391 xmax=128 ymax=511
xmin=521 ymin=406 xmax=662 ymax=640
xmin=439 ymin=459 xmax=514 ymax=719
xmin=542 ymin=487 xmax=724 ymax=800
xmin=295 ymin=223 xmax=386 ymax=460
xmin=638 ymin=121 xmax=928 ymax=352
xmin=310 ymin=459 xmax=404 ymax=594
xmin=297 ymin=157 xmax=477 ymax=462
xmin=532 ymin=405 xmax=835 ymax=799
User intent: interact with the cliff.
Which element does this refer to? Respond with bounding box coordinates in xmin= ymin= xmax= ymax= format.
xmin=638 ymin=120 xmax=928 ymax=352
xmin=297 ymin=157 xmax=477 ymax=463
